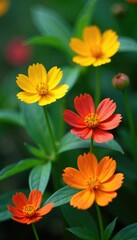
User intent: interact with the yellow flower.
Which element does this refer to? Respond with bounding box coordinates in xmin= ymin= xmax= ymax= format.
xmin=0 ymin=0 xmax=10 ymax=16
xmin=16 ymin=63 xmax=69 ymax=106
xmin=70 ymin=25 xmax=120 ymax=67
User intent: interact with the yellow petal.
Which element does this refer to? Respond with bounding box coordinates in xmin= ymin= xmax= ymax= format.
xmin=16 ymin=74 xmax=37 ymax=93
xmin=17 ymin=92 xmax=40 ymax=104
xmin=49 ymin=84 xmax=68 ymax=99
xmin=70 ymin=189 xmax=95 ymax=210
xmin=38 ymin=94 xmax=56 ymax=106
xmin=83 ymin=26 xmax=101 ymax=46
xmin=28 ymin=63 xmax=47 ymax=83
xmin=70 ymin=38 xmax=90 ymax=56
xmin=102 ymin=30 xmax=120 ymax=57
xmin=72 ymin=56 xmax=95 ymax=66
xmin=47 ymin=66 xmax=63 ymax=90
xmin=93 ymin=57 xmax=111 ymax=67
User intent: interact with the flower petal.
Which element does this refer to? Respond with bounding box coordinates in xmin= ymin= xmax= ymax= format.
xmin=17 ymin=92 xmax=40 ymax=104
xmin=12 ymin=192 xmax=28 ymax=210
xmin=102 ymin=30 xmax=120 ymax=57
xmin=83 ymin=26 xmax=101 ymax=46
xmin=26 ymin=216 xmax=42 ymax=224
xmin=47 ymin=66 xmax=63 ymax=90
xmin=7 ymin=205 xmax=24 ymax=217
xmin=98 ymin=157 xmax=116 ymax=182
xmin=100 ymin=173 xmax=124 ymax=191
xmin=49 ymin=84 xmax=68 ymax=99
xmin=92 ymin=128 xmax=113 ymax=143
xmin=37 ymin=202 xmax=54 ymax=216
xmin=92 ymin=57 xmax=111 ymax=67
xmin=12 ymin=216 xmax=29 ymax=224
xmin=28 ymin=190 xmax=42 ymax=209
xmin=72 ymin=56 xmax=95 ymax=66
xmin=74 ymin=94 xmax=95 ymax=118
xmin=77 ymin=152 xmax=98 ymax=179
xmin=71 ymin=127 xmax=93 ymax=139
xmin=95 ymin=189 xmax=117 ymax=206
xmin=96 ymin=98 xmax=116 ymax=121
xmin=70 ymin=189 xmax=95 ymax=210
xmin=62 ymin=167 xmax=86 ymax=189
xmin=38 ymin=94 xmax=56 ymax=106
xmin=16 ymin=74 xmax=37 ymax=93
xmin=28 ymin=63 xmax=47 ymax=83
xmin=99 ymin=114 xmax=122 ymax=130
xmin=70 ymin=38 xmax=90 ymax=56
xmin=64 ymin=110 xmax=86 ymax=128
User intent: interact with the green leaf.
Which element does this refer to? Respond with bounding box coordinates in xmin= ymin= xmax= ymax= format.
xmin=61 ymin=66 xmax=81 ymax=91
xmin=21 ymin=102 xmax=54 ymax=154
xmin=58 ymin=132 xmax=124 ymax=154
xmin=119 ymin=37 xmax=137 ymax=52
xmin=112 ymin=223 xmax=137 ymax=240
xmin=61 ymin=204 xmax=99 ymax=240
xmin=0 ymin=159 xmax=41 ymax=181
xmin=44 ymin=186 xmax=79 ymax=207
xmin=104 ymin=218 xmax=118 ymax=240
xmin=31 ymin=5 xmax=71 ymax=46
xmin=0 ymin=110 xmax=24 ymax=126
xmin=67 ymin=227 xmax=94 ymax=240
xmin=0 ymin=189 xmax=29 ymax=221
xmin=73 ymin=0 xmax=99 ymax=37
xmin=29 ymin=162 xmax=51 ymax=193
xmin=24 ymin=143 xmax=47 ymax=159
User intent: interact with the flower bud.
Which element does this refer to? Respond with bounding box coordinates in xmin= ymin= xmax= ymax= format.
xmin=111 ymin=3 xmax=127 ymax=17
xmin=112 ymin=73 xmax=129 ymax=90
xmin=4 ymin=37 xmax=33 ymax=67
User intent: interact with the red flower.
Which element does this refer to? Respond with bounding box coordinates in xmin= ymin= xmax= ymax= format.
xmin=7 ymin=190 xmax=54 ymax=224
xmin=64 ymin=94 xmax=122 ymax=143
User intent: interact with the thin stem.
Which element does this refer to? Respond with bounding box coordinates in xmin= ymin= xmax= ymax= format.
xmin=43 ymin=106 xmax=57 ymax=154
xmin=95 ymin=204 xmax=104 ymax=240
xmin=32 ymin=224 xmax=40 ymax=240
xmin=90 ymin=137 xmax=93 ymax=153
xmin=95 ymin=67 xmax=101 ymax=107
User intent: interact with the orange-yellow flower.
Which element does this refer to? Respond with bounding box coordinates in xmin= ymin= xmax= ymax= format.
xmin=7 ymin=190 xmax=54 ymax=224
xmin=64 ymin=93 xmax=122 ymax=143
xmin=126 ymin=0 xmax=137 ymax=3
xmin=16 ymin=63 xmax=68 ymax=106
xmin=0 ymin=0 xmax=10 ymax=16
xmin=70 ymin=25 xmax=120 ymax=67
xmin=62 ymin=152 xmax=124 ymax=210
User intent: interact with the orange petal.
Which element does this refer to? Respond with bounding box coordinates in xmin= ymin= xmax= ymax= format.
xmin=26 ymin=216 xmax=42 ymax=224
xmin=95 ymin=189 xmax=117 ymax=206
xmin=70 ymin=38 xmax=90 ymax=56
xmin=12 ymin=216 xmax=29 ymax=224
xmin=100 ymin=173 xmax=124 ymax=191
xmin=74 ymin=94 xmax=95 ymax=118
xmin=96 ymin=98 xmax=116 ymax=121
xmin=37 ymin=202 xmax=54 ymax=216
xmin=70 ymin=189 xmax=95 ymax=210
xmin=83 ymin=26 xmax=101 ymax=46
xmin=92 ymin=128 xmax=113 ymax=143
xmin=12 ymin=192 xmax=28 ymax=210
xmin=77 ymin=152 xmax=98 ymax=179
xmin=28 ymin=190 xmax=42 ymax=209
xmin=62 ymin=167 xmax=86 ymax=189
xmin=7 ymin=205 xmax=24 ymax=217
xmin=98 ymin=157 xmax=116 ymax=182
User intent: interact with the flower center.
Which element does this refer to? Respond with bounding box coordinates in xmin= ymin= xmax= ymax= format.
xmin=84 ymin=113 xmax=100 ymax=128
xmin=23 ymin=204 xmax=36 ymax=217
xmin=91 ymin=45 xmax=102 ymax=58
xmin=36 ymin=81 xmax=48 ymax=95
xmin=86 ymin=177 xmax=100 ymax=190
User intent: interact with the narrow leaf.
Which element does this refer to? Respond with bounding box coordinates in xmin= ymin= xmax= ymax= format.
xmin=0 ymin=110 xmax=24 ymax=126
xmin=112 ymin=223 xmax=137 ymax=240
xmin=29 ymin=162 xmax=51 ymax=193
xmin=44 ymin=186 xmax=79 ymax=207
xmin=104 ymin=218 xmax=118 ymax=240
xmin=0 ymin=159 xmax=41 ymax=181
xmin=67 ymin=227 xmax=94 ymax=240
xmin=119 ymin=37 xmax=137 ymax=52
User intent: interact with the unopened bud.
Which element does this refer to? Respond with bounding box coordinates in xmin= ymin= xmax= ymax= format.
xmin=112 ymin=73 xmax=129 ymax=90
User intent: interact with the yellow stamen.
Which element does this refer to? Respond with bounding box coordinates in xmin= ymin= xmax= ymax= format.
xmin=36 ymin=81 xmax=48 ymax=95
xmin=86 ymin=177 xmax=100 ymax=190
xmin=91 ymin=45 xmax=102 ymax=58
xmin=84 ymin=113 xmax=100 ymax=128
xmin=23 ymin=204 xmax=36 ymax=217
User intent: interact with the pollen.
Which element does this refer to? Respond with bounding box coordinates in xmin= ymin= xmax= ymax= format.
xmin=84 ymin=113 xmax=100 ymax=128
xmin=36 ymin=81 xmax=48 ymax=95
xmin=86 ymin=177 xmax=100 ymax=190
xmin=23 ymin=204 xmax=36 ymax=217
xmin=91 ymin=45 xmax=102 ymax=58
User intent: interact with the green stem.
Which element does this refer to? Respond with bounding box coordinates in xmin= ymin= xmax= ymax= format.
xmin=90 ymin=137 xmax=93 ymax=153
xmin=32 ymin=224 xmax=40 ymax=240
xmin=95 ymin=67 xmax=101 ymax=107
xmin=95 ymin=204 xmax=104 ymax=240
xmin=122 ymin=90 xmax=137 ymax=158
xmin=43 ymin=106 xmax=57 ymax=154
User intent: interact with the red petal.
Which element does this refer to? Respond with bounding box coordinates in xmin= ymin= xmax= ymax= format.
xmin=96 ymin=98 xmax=116 ymax=121
xmin=28 ymin=190 xmax=42 ymax=209
xmin=12 ymin=192 xmax=28 ymax=210
xmin=99 ymin=114 xmax=122 ymax=130
xmin=37 ymin=202 xmax=54 ymax=216
xmin=74 ymin=94 xmax=95 ymax=118
xmin=92 ymin=128 xmax=113 ymax=143
xmin=71 ymin=127 xmax=92 ymax=139
xmin=64 ymin=110 xmax=85 ymax=128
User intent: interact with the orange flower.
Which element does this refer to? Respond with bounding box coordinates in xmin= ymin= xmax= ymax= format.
xmin=126 ymin=0 xmax=137 ymax=3
xmin=7 ymin=190 xmax=54 ymax=224
xmin=64 ymin=93 xmax=122 ymax=143
xmin=62 ymin=152 xmax=124 ymax=210
xmin=70 ymin=25 xmax=120 ymax=67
